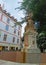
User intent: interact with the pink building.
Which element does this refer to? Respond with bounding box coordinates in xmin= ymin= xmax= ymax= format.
xmin=0 ymin=4 xmax=22 ymax=51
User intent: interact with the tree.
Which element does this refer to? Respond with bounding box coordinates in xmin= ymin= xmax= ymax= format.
xmin=20 ymin=0 xmax=46 ymax=33
xmin=37 ymin=32 xmax=46 ymax=52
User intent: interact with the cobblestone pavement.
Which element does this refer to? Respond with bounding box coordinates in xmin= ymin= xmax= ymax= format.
xmin=0 ymin=60 xmax=39 ymax=65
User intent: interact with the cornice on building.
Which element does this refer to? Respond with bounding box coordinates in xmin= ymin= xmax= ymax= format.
xmin=16 ymin=22 xmax=22 ymax=27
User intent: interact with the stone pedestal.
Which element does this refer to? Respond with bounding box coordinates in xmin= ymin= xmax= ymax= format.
xmin=24 ymin=31 xmax=40 ymax=53
xmin=25 ymin=48 xmax=40 ymax=53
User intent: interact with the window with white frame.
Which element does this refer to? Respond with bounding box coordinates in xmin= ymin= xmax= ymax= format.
xmin=17 ymin=39 xmax=19 ymax=43
xmin=0 ymin=31 xmax=1 ymax=37
xmin=18 ymin=31 xmax=19 ymax=35
xmin=13 ymin=37 xmax=15 ymax=43
xmin=5 ymin=25 xmax=9 ymax=31
xmin=3 ymin=34 xmax=7 ymax=41
xmin=0 ymin=12 xmax=2 ymax=20
xmin=14 ymin=28 xmax=16 ymax=33
xmin=2 ymin=15 xmax=7 ymax=23
xmin=7 ymin=18 xmax=10 ymax=24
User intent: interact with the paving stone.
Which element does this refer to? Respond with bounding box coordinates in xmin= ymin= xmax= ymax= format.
xmin=0 ymin=60 xmax=39 ymax=65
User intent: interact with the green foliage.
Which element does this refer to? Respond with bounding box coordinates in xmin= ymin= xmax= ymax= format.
xmin=21 ymin=0 xmax=46 ymax=21
xmin=37 ymin=32 xmax=46 ymax=52
xmin=20 ymin=0 xmax=46 ymax=32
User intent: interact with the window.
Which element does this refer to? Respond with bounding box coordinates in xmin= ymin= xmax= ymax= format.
xmin=13 ymin=37 xmax=15 ymax=43
xmin=0 ymin=31 xmax=1 ymax=37
xmin=3 ymin=34 xmax=7 ymax=41
xmin=2 ymin=15 xmax=7 ymax=22
xmin=7 ymin=18 xmax=10 ymax=23
xmin=0 ymin=12 xmax=1 ymax=19
xmin=14 ymin=28 xmax=16 ymax=33
xmin=18 ymin=31 xmax=19 ymax=35
xmin=14 ymin=24 xmax=16 ymax=27
xmin=0 ymin=12 xmax=2 ymax=20
xmin=16 ymin=47 xmax=18 ymax=51
xmin=5 ymin=25 xmax=9 ymax=31
xmin=17 ymin=39 xmax=19 ymax=43
xmin=19 ymin=26 xmax=20 ymax=30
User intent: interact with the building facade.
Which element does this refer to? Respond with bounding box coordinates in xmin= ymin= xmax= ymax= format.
xmin=0 ymin=4 xmax=21 ymax=51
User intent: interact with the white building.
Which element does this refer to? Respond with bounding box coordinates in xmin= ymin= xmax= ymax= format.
xmin=0 ymin=4 xmax=22 ymax=51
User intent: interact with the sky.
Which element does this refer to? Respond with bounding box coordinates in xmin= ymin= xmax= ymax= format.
xmin=0 ymin=0 xmax=26 ymax=37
